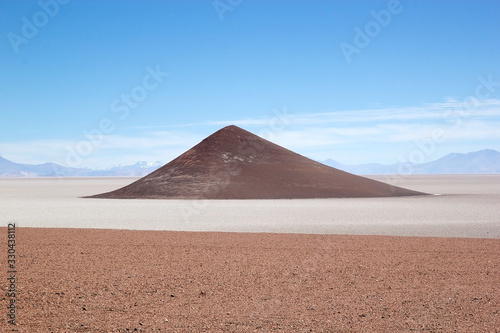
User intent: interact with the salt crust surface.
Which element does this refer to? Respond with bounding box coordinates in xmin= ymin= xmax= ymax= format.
xmin=1 ymin=175 xmax=499 ymax=238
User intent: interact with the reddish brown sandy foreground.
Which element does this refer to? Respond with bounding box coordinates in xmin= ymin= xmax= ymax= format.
xmin=2 ymin=228 xmax=499 ymax=332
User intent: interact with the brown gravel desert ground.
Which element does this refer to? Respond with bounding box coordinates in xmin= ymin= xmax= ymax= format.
xmin=2 ymin=227 xmax=499 ymax=332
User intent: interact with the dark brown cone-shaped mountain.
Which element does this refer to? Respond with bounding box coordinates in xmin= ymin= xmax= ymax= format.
xmin=88 ymin=125 xmax=427 ymax=199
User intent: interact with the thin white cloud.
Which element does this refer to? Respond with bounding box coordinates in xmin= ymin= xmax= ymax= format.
xmin=96 ymin=131 xmax=201 ymax=150
xmin=2 ymin=99 xmax=499 ymax=167
xmin=167 ymin=118 xmax=275 ymax=128
xmin=0 ymin=131 xmax=201 ymax=168
xmin=167 ymin=99 xmax=500 ymax=128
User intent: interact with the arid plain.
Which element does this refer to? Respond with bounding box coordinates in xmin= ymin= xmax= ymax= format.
xmin=1 ymin=175 xmax=499 ymax=331
xmin=1 ymin=175 xmax=499 ymax=237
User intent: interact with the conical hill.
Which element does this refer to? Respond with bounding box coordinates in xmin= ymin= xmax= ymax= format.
xmin=88 ymin=125 xmax=427 ymax=199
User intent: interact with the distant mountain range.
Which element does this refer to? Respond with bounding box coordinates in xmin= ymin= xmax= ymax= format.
xmin=0 ymin=149 xmax=498 ymax=178
xmin=322 ymin=149 xmax=500 ymax=175
xmin=0 ymin=157 xmax=163 ymax=178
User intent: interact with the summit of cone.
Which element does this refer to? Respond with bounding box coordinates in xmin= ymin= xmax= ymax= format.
xmin=88 ymin=125 xmax=427 ymax=199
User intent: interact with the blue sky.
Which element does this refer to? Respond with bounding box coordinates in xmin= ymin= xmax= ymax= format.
xmin=1 ymin=0 xmax=499 ymax=168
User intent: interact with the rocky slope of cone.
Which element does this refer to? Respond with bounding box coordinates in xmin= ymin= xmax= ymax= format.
xmin=88 ymin=125 xmax=427 ymax=199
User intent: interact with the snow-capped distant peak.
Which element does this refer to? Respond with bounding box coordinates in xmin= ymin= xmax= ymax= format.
xmin=134 ymin=161 xmax=164 ymax=168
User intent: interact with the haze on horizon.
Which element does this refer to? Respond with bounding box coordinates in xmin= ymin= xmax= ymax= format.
xmin=1 ymin=0 xmax=499 ymax=169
